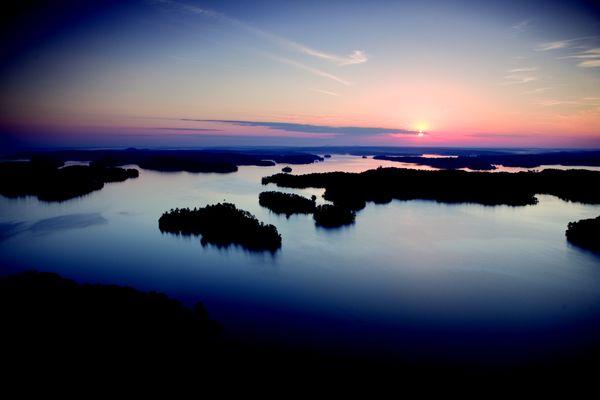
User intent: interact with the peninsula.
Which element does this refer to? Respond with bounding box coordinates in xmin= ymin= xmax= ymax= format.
xmin=566 ymin=216 xmax=600 ymax=253
xmin=0 ymin=159 xmax=138 ymax=201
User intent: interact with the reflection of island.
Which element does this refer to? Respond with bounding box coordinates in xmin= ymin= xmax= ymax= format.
xmin=9 ymin=148 xmax=323 ymax=174
xmin=262 ymin=167 xmax=600 ymax=210
xmin=159 ymin=203 xmax=282 ymax=251
xmin=313 ymin=204 xmax=355 ymax=227
xmin=259 ymin=191 xmax=316 ymax=216
xmin=0 ymin=159 xmax=138 ymax=201
xmin=566 ymin=216 xmax=600 ymax=253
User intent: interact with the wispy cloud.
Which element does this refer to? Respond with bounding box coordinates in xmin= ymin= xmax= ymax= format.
xmin=536 ymin=40 xmax=572 ymax=51
xmin=578 ymin=59 xmax=600 ymax=68
xmin=184 ymin=119 xmax=417 ymax=136
xmin=512 ymin=19 xmax=532 ymax=33
xmin=153 ymin=127 xmax=222 ymax=132
xmin=501 ymin=74 xmax=537 ymax=85
xmin=266 ymin=54 xmax=351 ymax=85
xmin=523 ymin=87 xmax=552 ymax=95
xmin=159 ymin=0 xmax=367 ymax=66
xmin=557 ymin=47 xmax=600 ymax=68
xmin=508 ymin=67 xmax=537 ymax=73
xmin=539 ymin=97 xmax=600 ymax=107
xmin=539 ymin=99 xmax=581 ymax=106
xmin=558 ymin=48 xmax=600 ymax=59
xmin=310 ymin=88 xmax=340 ymax=97
xmin=535 ymin=36 xmax=597 ymax=51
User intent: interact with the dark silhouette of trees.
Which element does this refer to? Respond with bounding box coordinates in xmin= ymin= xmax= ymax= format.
xmin=566 ymin=216 xmax=600 ymax=252
xmin=8 ymin=149 xmax=323 ymax=174
xmin=282 ymin=166 xmax=293 ymax=173
xmin=0 ymin=161 xmax=139 ymax=202
xmin=159 ymin=203 xmax=281 ymax=251
xmin=313 ymin=204 xmax=355 ymax=227
xmin=259 ymin=191 xmax=316 ymax=216
xmin=373 ymin=150 xmax=600 ymax=170
xmin=262 ymin=168 xmax=600 ymax=210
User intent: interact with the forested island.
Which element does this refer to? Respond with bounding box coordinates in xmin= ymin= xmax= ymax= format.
xmin=313 ymin=204 xmax=356 ymax=227
xmin=566 ymin=216 xmax=600 ymax=252
xmin=262 ymin=167 xmax=600 ymax=210
xmin=159 ymin=203 xmax=282 ymax=251
xmin=6 ymin=148 xmax=323 ymax=174
xmin=259 ymin=191 xmax=316 ymax=216
xmin=0 ymin=159 xmax=138 ymax=201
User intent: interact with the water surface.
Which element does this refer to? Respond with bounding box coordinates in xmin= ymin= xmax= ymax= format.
xmin=1 ymin=155 xmax=599 ymax=364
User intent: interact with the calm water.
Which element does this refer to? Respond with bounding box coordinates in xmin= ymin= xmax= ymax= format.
xmin=1 ymin=155 xmax=599 ymax=364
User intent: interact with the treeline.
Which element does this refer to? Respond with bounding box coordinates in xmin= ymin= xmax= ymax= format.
xmin=373 ymin=150 xmax=600 ymax=171
xmin=6 ymin=148 xmax=323 ymax=174
xmin=262 ymin=167 xmax=600 ymax=210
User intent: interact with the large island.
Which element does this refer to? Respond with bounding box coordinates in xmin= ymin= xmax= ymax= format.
xmin=159 ymin=203 xmax=282 ymax=251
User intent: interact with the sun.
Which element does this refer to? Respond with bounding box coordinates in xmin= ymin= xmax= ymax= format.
xmin=414 ymin=122 xmax=428 ymax=137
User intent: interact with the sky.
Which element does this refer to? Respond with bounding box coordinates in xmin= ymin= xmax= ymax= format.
xmin=0 ymin=0 xmax=599 ymax=149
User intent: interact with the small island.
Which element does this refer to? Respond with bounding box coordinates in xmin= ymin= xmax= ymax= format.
xmin=313 ymin=204 xmax=356 ymax=227
xmin=0 ymin=159 xmax=139 ymax=201
xmin=566 ymin=216 xmax=600 ymax=252
xmin=282 ymin=166 xmax=293 ymax=173
xmin=159 ymin=203 xmax=282 ymax=251
xmin=259 ymin=191 xmax=316 ymax=216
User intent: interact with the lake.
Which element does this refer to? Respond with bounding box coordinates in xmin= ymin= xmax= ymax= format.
xmin=1 ymin=155 xmax=599 ymax=366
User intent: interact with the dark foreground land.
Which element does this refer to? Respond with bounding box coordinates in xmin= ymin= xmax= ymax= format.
xmin=566 ymin=215 xmax=600 ymax=253
xmin=159 ymin=203 xmax=282 ymax=251
xmin=263 ymin=167 xmax=600 ymax=209
xmin=1 ymin=270 xmax=598 ymax=390
xmin=0 ymin=158 xmax=138 ymax=201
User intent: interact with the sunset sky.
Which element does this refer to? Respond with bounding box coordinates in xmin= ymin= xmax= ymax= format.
xmin=1 ymin=0 xmax=599 ymax=148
